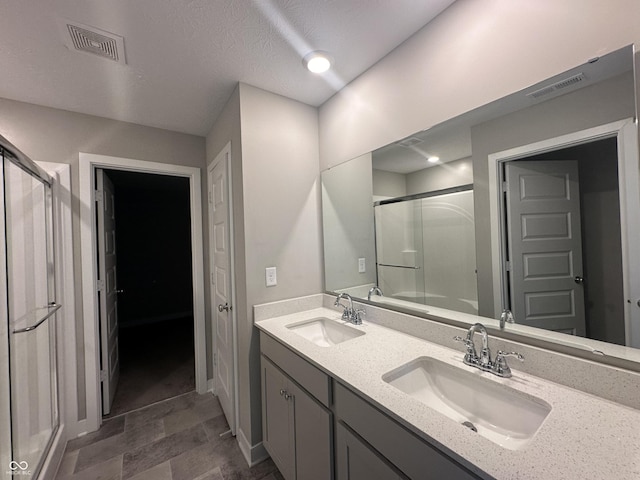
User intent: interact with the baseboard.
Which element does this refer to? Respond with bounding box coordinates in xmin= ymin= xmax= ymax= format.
xmin=237 ymin=428 xmax=269 ymax=467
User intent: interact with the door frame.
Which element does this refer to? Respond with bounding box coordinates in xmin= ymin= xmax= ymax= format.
xmin=79 ymin=153 xmax=207 ymax=433
xmin=207 ymin=142 xmax=239 ymax=434
xmin=488 ymin=118 xmax=640 ymax=346
xmin=36 ymin=162 xmax=75 ymax=476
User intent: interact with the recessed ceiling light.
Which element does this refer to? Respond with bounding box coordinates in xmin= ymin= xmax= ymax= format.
xmin=303 ymin=51 xmax=332 ymax=73
xmin=427 ymin=156 xmax=440 ymax=163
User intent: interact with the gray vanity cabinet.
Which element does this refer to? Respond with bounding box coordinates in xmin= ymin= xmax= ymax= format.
xmin=260 ymin=332 xmax=484 ymax=480
xmin=261 ymin=334 xmax=333 ymax=480
xmin=336 ymin=422 xmax=404 ymax=480
xmin=334 ymin=383 xmax=482 ymax=480
xmin=262 ymin=357 xmax=296 ymax=479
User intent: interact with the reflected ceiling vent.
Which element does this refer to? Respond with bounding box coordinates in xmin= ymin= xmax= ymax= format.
xmin=59 ymin=19 xmax=126 ymax=64
xmin=396 ymin=137 xmax=424 ymax=148
xmin=527 ymin=73 xmax=585 ymax=99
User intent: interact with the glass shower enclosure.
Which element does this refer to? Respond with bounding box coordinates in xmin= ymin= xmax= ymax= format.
xmin=0 ymin=138 xmax=60 ymax=478
xmin=374 ymin=185 xmax=478 ymax=314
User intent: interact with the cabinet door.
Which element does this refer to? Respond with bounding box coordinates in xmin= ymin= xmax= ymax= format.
xmin=336 ymin=422 xmax=404 ymax=480
xmin=292 ymin=382 xmax=333 ymax=480
xmin=262 ymin=357 xmax=295 ymax=480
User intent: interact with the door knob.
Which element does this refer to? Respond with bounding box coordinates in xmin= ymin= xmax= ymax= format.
xmin=574 ymin=276 xmax=584 ymax=284
xmin=218 ymin=303 xmax=232 ymax=312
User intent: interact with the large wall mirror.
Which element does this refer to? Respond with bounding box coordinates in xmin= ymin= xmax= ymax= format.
xmin=322 ymin=45 xmax=640 ymax=369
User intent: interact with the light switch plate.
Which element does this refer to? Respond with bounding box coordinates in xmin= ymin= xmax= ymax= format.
xmin=266 ymin=267 xmax=277 ymax=287
xmin=358 ymin=257 xmax=366 ymax=273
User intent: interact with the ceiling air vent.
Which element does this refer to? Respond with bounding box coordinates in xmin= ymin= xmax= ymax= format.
xmin=60 ymin=19 xmax=126 ymax=64
xmin=527 ymin=73 xmax=585 ymax=100
xmin=397 ymin=137 xmax=424 ymax=148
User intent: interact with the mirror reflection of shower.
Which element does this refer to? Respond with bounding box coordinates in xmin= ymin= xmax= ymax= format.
xmin=374 ymin=185 xmax=478 ymax=314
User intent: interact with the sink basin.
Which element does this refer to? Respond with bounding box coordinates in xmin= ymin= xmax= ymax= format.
xmin=286 ymin=317 xmax=365 ymax=347
xmin=382 ymin=357 xmax=551 ymax=450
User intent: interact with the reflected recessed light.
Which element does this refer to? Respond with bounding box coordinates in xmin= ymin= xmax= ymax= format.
xmin=427 ymin=156 xmax=440 ymax=163
xmin=303 ymin=51 xmax=332 ymax=73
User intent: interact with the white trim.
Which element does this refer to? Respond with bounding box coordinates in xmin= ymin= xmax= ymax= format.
xmin=488 ymin=119 xmax=640 ymax=346
xmin=79 ymin=153 xmax=207 ymax=433
xmin=207 ymin=142 xmax=239 ymax=435
xmin=616 ymin=121 xmax=640 ymax=347
xmin=237 ymin=427 xmax=269 ymax=467
xmin=37 ymin=162 xmax=80 ymax=440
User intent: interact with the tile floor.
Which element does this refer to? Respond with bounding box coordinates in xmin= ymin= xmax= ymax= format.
xmin=106 ymin=318 xmax=196 ymax=417
xmin=54 ymin=391 xmax=282 ymax=480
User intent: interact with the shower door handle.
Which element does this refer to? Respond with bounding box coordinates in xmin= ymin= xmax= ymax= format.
xmin=13 ymin=303 xmax=62 ymax=334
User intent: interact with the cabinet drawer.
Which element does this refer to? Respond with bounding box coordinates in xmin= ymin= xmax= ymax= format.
xmin=260 ymin=332 xmax=331 ymax=407
xmin=334 ymin=383 xmax=484 ymax=480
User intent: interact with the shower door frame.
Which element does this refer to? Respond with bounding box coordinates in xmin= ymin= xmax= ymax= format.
xmin=0 ymin=138 xmax=72 ymax=480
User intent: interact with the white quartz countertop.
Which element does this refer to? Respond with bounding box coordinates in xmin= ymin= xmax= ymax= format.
xmin=255 ymin=307 xmax=640 ymax=480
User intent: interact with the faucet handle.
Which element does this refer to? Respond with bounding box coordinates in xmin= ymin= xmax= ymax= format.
xmin=492 ymin=350 xmax=524 ymax=378
xmin=453 ymin=335 xmax=474 ymax=346
xmin=496 ymin=350 xmax=524 ymax=361
xmin=352 ymin=309 xmax=366 ymax=325
xmin=453 ymin=335 xmax=477 ymax=357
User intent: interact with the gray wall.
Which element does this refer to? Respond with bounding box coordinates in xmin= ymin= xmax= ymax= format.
xmin=318 ymin=0 xmax=640 ymax=170
xmin=206 ymin=83 xmax=322 ymax=450
xmin=323 ymin=154 xmax=377 ymax=291
xmin=0 ymin=97 xmax=206 ymax=419
xmin=471 ymin=72 xmax=634 ymax=317
xmin=372 ymin=169 xmax=407 ymax=199
xmin=406 ymin=157 xmax=472 ymax=194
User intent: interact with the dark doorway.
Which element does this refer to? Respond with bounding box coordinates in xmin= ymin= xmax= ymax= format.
xmin=104 ymin=170 xmax=195 ymax=417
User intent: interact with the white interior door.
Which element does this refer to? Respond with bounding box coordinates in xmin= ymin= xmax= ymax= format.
xmin=505 ymin=160 xmax=586 ymax=335
xmin=209 ymin=146 xmax=236 ymax=434
xmin=96 ymin=169 xmax=120 ymax=415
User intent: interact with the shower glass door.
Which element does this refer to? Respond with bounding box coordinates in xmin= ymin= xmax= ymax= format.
xmin=1 ymin=147 xmax=59 ymax=478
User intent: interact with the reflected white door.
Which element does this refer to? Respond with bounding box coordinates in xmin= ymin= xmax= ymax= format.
xmin=505 ymin=160 xmax=586 ymax=335
xmin=209 ymin=146 xmax=236 ymax=434
xmin=96 ymin=169 xmax=120 ymax=415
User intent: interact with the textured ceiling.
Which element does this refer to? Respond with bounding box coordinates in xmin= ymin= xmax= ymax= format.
xmin=0 ymin=0 xmax=456 ymax=136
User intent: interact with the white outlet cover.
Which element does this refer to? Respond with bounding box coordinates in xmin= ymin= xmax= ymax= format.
xmin=358 ymin=257 xmax=366 ymax=273
xmin=266 ymin=267 xmax=277 ymax=287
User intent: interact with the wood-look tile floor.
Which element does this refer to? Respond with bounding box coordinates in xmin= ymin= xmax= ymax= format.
xmin=55 ymin=391 xmax=282 ymax=480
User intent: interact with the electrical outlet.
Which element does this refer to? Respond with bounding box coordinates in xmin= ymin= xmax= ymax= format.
xmin=266 ymin=267 xmax=277 ymax=287
xmin=358 ymin=257 xmax=366 ymax=273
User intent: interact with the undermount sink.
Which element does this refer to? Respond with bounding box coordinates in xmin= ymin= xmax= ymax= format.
xmin=286 ymin=317 xmax=365 ymax=347
xmin=382 ymin=357 xmax=551 ymax=450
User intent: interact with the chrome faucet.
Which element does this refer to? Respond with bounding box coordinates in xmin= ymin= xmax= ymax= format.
xmin=334 ymin=293 xmax=365 ymax=325
xmin=500 ymin=309 xmax=515 ymax=329
xmin=454 ymin=322 xmax=524 ymax=377
xmin=367 ymin=286 xmax=383 ymax=301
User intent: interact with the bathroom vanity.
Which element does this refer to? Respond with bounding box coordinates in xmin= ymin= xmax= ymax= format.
xmin=255 ymin=294 xmax=640 ymax=480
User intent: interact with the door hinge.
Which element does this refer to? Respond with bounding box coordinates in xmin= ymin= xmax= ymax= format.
xmin=213 ymin=352 xmax=217 ymax=370
xmin=502 ymin=181 xmax=509 ymax=193
xmin=94 ymin=189 xmax=104 ymax=203
xmin=505 ymin=260 xmax=511 ymax=272
xmin=211 ymin=272 xmax=215 ymax=285
xmin=208 ymin=189 xmax=213 ymax=204
xmin=100 ymin=369 xmax=107 ymax=382
xmin=97 ymin=279 xmax=105 ymax=292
